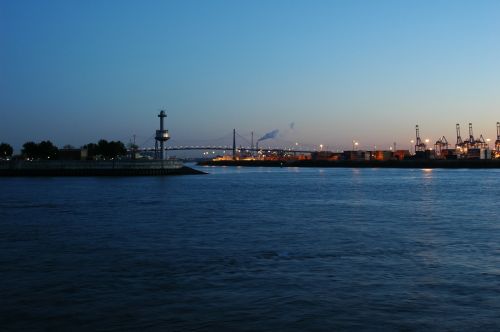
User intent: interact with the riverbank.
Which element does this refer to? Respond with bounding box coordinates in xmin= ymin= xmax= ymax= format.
xmin=199 ymin=159 xmax=500 ymax=168
xmin=0 ymin=160 xmax=205 ymax=176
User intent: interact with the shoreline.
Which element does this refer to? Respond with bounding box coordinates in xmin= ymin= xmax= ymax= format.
xmin=198 ymin=159 xmax=500 ymax=169
xmin=0 ymin=160 xmax=206 ymax=176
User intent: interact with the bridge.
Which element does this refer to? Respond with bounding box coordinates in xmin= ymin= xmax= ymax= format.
xmin=133 ymin=129 xmax=316 ymax=158
xmin=141 ymin=146 xmax=313 ymax=153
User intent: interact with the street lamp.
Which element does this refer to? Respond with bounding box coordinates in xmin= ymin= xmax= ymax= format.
xmin=319 ymin=144 xmax=323 ymax=151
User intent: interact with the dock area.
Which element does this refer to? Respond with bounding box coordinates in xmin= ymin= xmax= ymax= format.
xmin=199 ymin=159 xmax=500 ymax=169
xmin=0 ymin=160 xmax=204 ymax=176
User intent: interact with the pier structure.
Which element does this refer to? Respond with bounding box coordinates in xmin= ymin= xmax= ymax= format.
xmin=0 ymin=159 xmax=206 ymax=176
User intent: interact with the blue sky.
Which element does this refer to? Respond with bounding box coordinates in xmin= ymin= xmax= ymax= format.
xmin=1 ymin=0 xmax=499 ymax=151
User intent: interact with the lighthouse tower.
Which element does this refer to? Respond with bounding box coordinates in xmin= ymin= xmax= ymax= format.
xmin=155 ymin=110 xmax=170 ymax=160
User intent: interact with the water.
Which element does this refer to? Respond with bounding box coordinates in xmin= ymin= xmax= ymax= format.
xmin=1 ymin=166 xmax=500 ymax=331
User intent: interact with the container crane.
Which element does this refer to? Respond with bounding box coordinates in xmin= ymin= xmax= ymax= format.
xmin=465 ymin=123 xmax=476 ymax=149
xmin=475 ymin=134 xmax=488 ymax=149
xmin=434 ymin=136 xmax=448 ymax=157
xmin=455 ymin=124 xmax=464 ymax=151
xmin=495 ymin=122 xmax=500 ymax=152
xmin=415 ymin=125 xmax=426 ymax=152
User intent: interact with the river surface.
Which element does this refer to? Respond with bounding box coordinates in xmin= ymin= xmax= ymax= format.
xmin=1 ymin=166 xmax=500 ymax=331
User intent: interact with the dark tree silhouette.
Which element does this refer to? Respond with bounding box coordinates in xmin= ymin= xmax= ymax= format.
xmin=0 ymin=142 xmax=13 ymax=158
xmin=97 ymin=139 xmax=110 ymax=157
xmin=22 ymin=141 xmax=59 ymax=159
xmin=22 ymin=142 xmax=38 ymax=159
xmin=38 ymin=141 xmax=59 ymax=159
xmin=99 ymin=140 xmax=126 ymax=159
xmin=83 ymin=140 xmax=127 ymax=159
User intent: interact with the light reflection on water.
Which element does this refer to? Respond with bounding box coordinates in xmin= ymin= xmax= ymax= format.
xmin=0 ymin=167 xmax=500 ymax=331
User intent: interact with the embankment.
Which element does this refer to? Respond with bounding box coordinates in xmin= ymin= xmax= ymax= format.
xmin=0 ymin=160 xmax=205 ymax=176
xmin=198 ymin=159 xmax=500 ymax=168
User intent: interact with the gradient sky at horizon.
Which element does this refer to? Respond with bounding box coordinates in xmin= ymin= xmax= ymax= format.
xmin=1 ymin=0 xmax=500 ymax=151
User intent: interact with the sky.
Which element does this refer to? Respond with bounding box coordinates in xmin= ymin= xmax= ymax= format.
xmin=1 ymin=0 xmax=500 ymax=152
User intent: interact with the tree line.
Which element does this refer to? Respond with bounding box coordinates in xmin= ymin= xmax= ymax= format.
xmin=0 ymin=140 xmax=129 ymax=160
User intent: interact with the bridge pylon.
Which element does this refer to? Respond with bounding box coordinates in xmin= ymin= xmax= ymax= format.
xmin=233 ymin=129 xmax=236 ymax=160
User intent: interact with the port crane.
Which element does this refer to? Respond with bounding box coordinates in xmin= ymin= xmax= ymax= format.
xmin=464 ymin=123 xmax=476 ymax=150
xmin=496 ymin=122 xmax=500 ymax=151
xmin=476 ymin=134 xmax=488 ymax=149
xmin=415 ymin=125 xmax=426 ymax=152
xmin=455 ymin=124 xmax=464 ymax=151
xmin=434 ymin=136 xmax=448 ymax=157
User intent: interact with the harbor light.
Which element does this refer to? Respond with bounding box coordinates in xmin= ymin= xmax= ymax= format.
xmin=155 ymin=110 xmax=170 ymax=160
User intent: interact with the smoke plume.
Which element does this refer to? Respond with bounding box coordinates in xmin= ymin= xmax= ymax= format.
xmin=257 ymin=129 xmax=279 ymax=142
